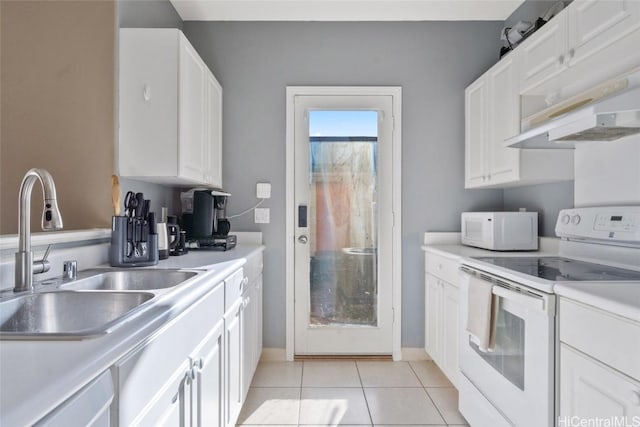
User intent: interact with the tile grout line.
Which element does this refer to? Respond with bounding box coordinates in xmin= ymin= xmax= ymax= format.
xmin=407 ymin=361 xmax=448 ymax=425
xmin=298 ymin=361 xmax=305 ymax=426
xmin=355 ymin=360 xmax=375 ymax=426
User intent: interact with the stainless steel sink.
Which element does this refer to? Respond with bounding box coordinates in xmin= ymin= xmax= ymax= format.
xmin=0 ymin=291 xmax=154 ymax=340
xmin=62 ymin=269 xmax=198 ymax=291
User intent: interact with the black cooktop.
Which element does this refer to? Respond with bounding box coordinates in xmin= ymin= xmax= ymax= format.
xmin=473 ymin=256 xmax=640 ymax=282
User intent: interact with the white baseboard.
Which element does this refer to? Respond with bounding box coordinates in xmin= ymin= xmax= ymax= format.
xmin=260 ymin=347 xmax=431 ymax=362
xmin=260 ymin=348 xmax=287 ymax=361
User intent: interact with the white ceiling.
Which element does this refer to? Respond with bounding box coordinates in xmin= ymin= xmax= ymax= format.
xmin=170 ymin=0 xmax=525 ymax=22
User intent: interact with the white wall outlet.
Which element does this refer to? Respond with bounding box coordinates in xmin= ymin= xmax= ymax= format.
xmin=256 ymin=182 xmax=271 ymax=199
xmin=255 ymin=207 xmax=270 ymax=224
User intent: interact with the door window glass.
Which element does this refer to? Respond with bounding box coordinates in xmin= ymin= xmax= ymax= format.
xmin=307 ymin=111 xmax=378 ymax=327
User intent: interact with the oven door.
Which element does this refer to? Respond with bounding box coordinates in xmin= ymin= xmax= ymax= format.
xmin=459 ymin=267 xmax=556 ymax=427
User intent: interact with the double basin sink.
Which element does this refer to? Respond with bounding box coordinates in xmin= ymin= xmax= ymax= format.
xmin=0 ymin=269 xmax=202 ymax=340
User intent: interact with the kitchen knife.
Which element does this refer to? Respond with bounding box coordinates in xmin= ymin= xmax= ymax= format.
xmin=111 ymin=175 xmax=121 ymax=216
xmin=135 ymin=193 xmax=145 ymax=219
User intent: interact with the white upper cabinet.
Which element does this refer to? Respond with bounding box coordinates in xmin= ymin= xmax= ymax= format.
xmin=464 ymin=77 xmax=487 ymax=188
xmin=569 ymin=0 xmax=640 ymax=67
xmin=521 ymin=0 xmax=640 ymax=96
xmin=119 ymin=28 xmax=223 ymax=187
xmin=465 ymin=53 xmax=573 ymax=189
xmin=486 ymin=55 xmax=520 ymax=185
xmin=204 ymin=71 xmax=223 ymax=188
xmin=520 ymin=10 xmax=569 ymax=93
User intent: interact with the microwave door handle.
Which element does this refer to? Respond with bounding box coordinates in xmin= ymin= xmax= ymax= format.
xmin=492 ymin=286 xmax=550 ymax=314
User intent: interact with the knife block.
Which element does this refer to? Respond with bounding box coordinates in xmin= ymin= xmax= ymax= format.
xmin=109 ymin=216 xmax=159 ymax=267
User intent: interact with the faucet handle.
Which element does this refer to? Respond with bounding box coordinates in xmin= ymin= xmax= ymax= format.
xmin=33 ymin=245 xmax=52 ymax=275
xmin=63 ymin=260 xmax=77 ymax=280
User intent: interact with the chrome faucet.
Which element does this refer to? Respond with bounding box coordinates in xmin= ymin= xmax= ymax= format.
xmin=14 ymin=168 xmax=63 ymax=292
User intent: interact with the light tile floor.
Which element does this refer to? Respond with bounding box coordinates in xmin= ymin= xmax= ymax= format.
xmin=237 ymin=360 xmax=469 ymax=426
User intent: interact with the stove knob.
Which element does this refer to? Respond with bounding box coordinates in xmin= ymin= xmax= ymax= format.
xmin=571 ymin=215 xmax=581 ymax=225
xmin=561 ymin=214 xmax=571 ymax=225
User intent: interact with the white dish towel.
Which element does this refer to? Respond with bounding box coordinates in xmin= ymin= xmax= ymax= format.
xmin=466 ymin=274 xmax=499 ymax=352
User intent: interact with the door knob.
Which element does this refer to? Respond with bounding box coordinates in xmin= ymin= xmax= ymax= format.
xmin=298 ymin=235 xmax=308 ymax=244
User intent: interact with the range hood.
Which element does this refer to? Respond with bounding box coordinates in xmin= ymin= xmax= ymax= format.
xmin=505 ymin=85 xmax=640 ymax=149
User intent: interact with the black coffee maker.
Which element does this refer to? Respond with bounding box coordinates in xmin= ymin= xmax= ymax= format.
xmin=183 ymin=190 xmax=237 ymax=250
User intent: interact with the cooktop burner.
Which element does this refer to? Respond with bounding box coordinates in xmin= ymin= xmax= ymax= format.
xmin=473 ymin=256 xmax=640 ymax=282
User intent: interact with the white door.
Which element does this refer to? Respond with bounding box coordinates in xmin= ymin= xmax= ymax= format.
xmin=293 ymin=93 xmax=396 ymax=355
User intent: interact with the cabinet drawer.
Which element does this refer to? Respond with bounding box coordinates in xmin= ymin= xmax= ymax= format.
xmin=559 ymin=298 xmax=640 ymax=380
xmin=425 ymin=251 xmax=461 ymax=285
xmin=225 ymin=268 xmax=245 ymax=311
xmin=115 ymin=281 xmax=224 ymax=425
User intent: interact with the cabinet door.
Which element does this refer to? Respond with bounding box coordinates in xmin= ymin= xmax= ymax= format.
xmin=194 ymin=318 xmax=225 ymax=427
xmin=204 ymin=71 xmax=223 ymax=188
xmin=569 ymin=0 xmax=640 ymax=67
xmin=133 ymin=359 xmax=191 ymax=427
xmin=242 ymin=288 xmax=255 ymax=399
xmin=255 ymin=274 xmax=263 ymax=372
xmin=464 ymin=78 xmax=488 ymax=188
xmin=520 ymin=11 xmax=569 ymax=92
xmin=442 ymin=281 xmax=460 ymax=388
xmin=560 ymin=344 xmax=640 ymax=420
xmin=225 ymin=301 xmax=243 ymax=427
xmin=487 ymin=56 xmax=520 ymax=185
xmin=424 ymin=274 xmax=441 ymax=362
xmin=179 ymin=35 xmax=206 ymax=182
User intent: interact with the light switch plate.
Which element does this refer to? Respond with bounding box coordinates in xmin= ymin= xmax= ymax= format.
xmin=256 ymin=183 xmax=271 ymax=199
xmin=255 ymin=208 xmax=270 ymax=224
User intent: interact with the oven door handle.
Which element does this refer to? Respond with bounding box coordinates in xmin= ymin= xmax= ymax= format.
xmin=492 ymin=285 xmax=544 ymax=312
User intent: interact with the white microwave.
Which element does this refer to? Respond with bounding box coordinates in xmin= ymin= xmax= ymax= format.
xmin=461 ymin=212 xmax=538 ymax=251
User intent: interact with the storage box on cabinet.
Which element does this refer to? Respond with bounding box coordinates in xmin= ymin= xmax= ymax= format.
xmin=119 ymin=28 xmax=222 ymax=187
xmin=114 ymin=281 xmax=224 ymax=426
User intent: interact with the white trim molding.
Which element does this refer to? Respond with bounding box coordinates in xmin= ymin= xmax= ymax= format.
xmin=285 ymin=86 xmax=402 ymax=361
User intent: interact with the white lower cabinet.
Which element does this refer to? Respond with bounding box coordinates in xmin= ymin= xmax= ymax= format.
xmin=560 ymin=343 xmax=640 ymax=420
xmin=113 ymin=281 xmax=225 ymax=426
xmin=35 ymin=370 xmax=113 ymax=427
xmin=559 ymin=297 xmax=640 ymax=421
xmin=193 ymin=319 xmax=225 ymax=427
xmin=112 ymin=258 xmax=264 ymax=427
xmin=242 ymin=252 xmax=264 ymax=399
xmin=424 ymin=250 xmax=462 ymax=388
xmin=224 ymin=298 xmax=243 ymax=427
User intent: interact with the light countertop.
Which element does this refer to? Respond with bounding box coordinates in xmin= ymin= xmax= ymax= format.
xmin=422 ymin=236 xmax=640 ymax=323
xmin=0 ymin=244 xmax=264 ymax=426
xmin=555 ymin=282 xmax=640 ymax=324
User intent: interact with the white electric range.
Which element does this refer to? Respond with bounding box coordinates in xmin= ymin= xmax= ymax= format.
xmin=457 ymin=206 xmax=640 ymax=427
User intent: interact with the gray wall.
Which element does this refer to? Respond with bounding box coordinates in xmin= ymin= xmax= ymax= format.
xmin=183 ymin=21 xmax=504 ymax=348
xmin=118 ymin=0 xmax=183 ymax=30
xmin=117 ymin=0 xmax=183 ymax=215
xmin=504 ymin=182 xmax=574 ymax=236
